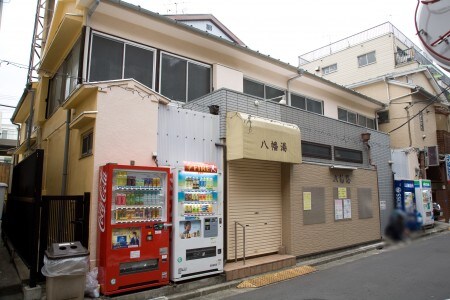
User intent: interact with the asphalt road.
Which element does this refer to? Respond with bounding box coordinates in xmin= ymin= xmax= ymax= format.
xmin=223 ymin=232 xmax=450 ymax=300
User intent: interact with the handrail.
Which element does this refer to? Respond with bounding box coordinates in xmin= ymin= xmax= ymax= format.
xmin=234 ymin=221 xmax=246 ymax=265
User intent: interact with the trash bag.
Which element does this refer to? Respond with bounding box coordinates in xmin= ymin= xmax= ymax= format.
xmin=41 ymin=255 xmax=89 ymax=277
xmin=85 ymin=267 xmax=100 ymax=298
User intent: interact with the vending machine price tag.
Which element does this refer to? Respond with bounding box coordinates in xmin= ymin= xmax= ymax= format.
xmin=155 ymin=230 xmax=162 ymax=235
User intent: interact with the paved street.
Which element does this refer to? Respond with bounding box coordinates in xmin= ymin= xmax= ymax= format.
xmin=196 ymin=231 xmax=450 ymax=300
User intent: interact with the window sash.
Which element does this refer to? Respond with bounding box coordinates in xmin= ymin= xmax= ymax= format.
xmin=358 ymin=51 xmax=376 ymax=67
xmin=334 ymin=147 xmax=363 ymax=163
xmin=322 ymin=63 xmax=337 ymax=75
xmin=81 ymin=131 xmax=93 ymax=157
xmin=160 ymin=53 xmax=211 ymax=102
xmin=89 ymin=33 xmax=156 ymax=89
xmin=291 ymin=93 xmax=323 ymax=114
xmin=301 ymin=141 xmax=332 ymax=159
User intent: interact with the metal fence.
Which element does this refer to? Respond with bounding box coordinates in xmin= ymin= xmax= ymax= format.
xmin=2 ymin=149 xmax=90 ymax=286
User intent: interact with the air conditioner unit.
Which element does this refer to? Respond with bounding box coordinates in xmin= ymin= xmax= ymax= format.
xmin=425 ymin=145 xmax=439 ymax=167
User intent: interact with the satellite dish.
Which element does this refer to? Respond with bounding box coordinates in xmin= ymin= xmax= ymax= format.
xmin=415 ymin=1 xmax=450 ymax=72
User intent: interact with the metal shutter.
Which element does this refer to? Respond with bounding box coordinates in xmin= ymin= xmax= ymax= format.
xmin=227 ymin=159 xmax=282 ymax=260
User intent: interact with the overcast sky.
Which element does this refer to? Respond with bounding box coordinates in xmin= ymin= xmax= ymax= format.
xmin=0 ymin=0 xmax=425 ymax=120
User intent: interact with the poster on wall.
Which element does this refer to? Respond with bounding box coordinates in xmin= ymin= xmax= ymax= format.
xmin=343 ymin=199 xmax=352 ymax=219
xmin=334 ymin=199 xmax=343 ymax=220
xmin=338 ymin=187 xmax=347 ymax=199
xmin=303 ymin=192 xmax=312 ymax=210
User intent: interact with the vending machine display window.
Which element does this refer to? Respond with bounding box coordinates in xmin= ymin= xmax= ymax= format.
xmin=112 ymin=227 xmax=141 ymax=249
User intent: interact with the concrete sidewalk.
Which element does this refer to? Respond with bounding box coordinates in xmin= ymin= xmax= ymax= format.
xmin=1 ymin=221 xmax=449 ymax=300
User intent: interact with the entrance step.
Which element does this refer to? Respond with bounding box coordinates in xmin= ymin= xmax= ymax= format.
xmin=224 ymin=254 xmax=296 ymax=281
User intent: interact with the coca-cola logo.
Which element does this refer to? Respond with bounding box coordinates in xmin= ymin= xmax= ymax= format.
xmin=99 ymin=170 xmax=107 ymax=203
xmin=98 ymin=169 xmax=108 ymax=232
xmin=98 ymin=202 xmax=106 ymax=232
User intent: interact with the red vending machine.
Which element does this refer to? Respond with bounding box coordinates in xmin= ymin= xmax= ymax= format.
xmin=97 ymin=164 xmax=171 ymax=295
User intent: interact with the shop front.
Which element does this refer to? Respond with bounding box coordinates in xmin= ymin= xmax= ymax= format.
xmin=226 ymin=112 xmax=301 ymax=260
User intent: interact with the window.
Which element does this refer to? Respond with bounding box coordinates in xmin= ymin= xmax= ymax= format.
xmin=322 ymin=63 xmax=337 ymax=75
xmin=206 ymin=24 xmax=212 ymax=31
xmin=357 ymin=51 xmax=376 ymax=67
xmin=47 ymin=38 xmax=82 ymax=117
xmin=1 ymin=130 xmax=7 ymax=139
xmin=81 ymin=130 xmax=93 ymax=158
xmin=301 ymin=141 xmax=331 ymax=159
xmin=338 ymin=108 xmax=375 ymax=129
xmin=160 ymin=53 xmax=211 ymax=102
xmin=89 ymin=33 xmax=155 ymax=88
xmin=243 ymin=79 xmax=285 ymax=102
xmin=334 ymin=147 xmax=363 ymax=163
xmin=291 ymin=93 xmax=323 ymax=114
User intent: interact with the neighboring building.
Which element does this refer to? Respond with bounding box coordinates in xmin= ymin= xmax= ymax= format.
xmin=0 ymin=112 xmax=17 ymax=163
xmin=165 ymin=14 xmax=245 ymax=46
xmin=11 ymin=0 xmax=392 ymax=284
xmin=299 ymin=22 xmax=450 ymax=221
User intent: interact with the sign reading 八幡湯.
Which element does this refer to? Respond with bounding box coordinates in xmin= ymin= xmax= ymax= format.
xmin=226 ymin=112 xmax=301 ymax=164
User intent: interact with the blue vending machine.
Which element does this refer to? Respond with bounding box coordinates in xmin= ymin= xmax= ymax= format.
xmin=394 ymin=180 xmax=415 ymax=212
xmin=394 ymin=180 xmax=420 ymax=230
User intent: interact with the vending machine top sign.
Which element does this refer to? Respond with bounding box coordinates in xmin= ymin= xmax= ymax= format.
xmin=183 ymin=161 xmax=218 ymax=173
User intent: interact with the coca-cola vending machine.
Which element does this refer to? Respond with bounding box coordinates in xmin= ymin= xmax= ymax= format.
xmin=97 ymin=164 xmax=171 ymax=295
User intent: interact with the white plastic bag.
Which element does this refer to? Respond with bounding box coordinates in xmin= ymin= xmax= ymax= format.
xmin=41 ymin=255 xmax=89 ymax=277
xmin=85 ymin=267 xmax=100 ymax=298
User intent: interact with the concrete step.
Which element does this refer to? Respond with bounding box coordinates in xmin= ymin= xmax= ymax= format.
xmin=224 ymin=254 xmax=296 ymax=281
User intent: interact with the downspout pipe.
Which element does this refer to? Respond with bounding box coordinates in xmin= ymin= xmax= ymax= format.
xmin=88 ymin=0 xmax=100 ymax=16
xmin=287 ymin=69 xmax=304 ymax=106
xmin=61 ymin=109 xmax=71 ymax=195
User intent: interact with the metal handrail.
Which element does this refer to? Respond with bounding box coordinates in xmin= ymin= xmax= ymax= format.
xmin=234 ymin=221 xmax=246 ymax=265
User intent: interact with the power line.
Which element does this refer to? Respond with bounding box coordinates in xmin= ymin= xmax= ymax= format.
xmin=388 ymin=85 xmax=450 ymax=134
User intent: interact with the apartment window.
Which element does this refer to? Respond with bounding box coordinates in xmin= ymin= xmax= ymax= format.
xmin=334 ymin=147 xmax=363 ymax=163
xmin=81 ymin=130 xmax=93 ymax=158
xmin=89 ymin=33 xmax=155 ymax=88
xmin=291 ymin=93 xmax=323 ymax=114
xmin=160 ymin=53 xmax=211 ymax=102
xmin=243 ymin=79 xmax=285 ymax=102
xmin=301 ymin=141 xmax=331 ymax=159
xmin=322 ymin=63 xmax=337 ymax=75
xmin=47 ymin=38 xmax=82 ymax=117
xmin=338 ymin=108 xmax=375 ymax=129
xmin=206 ymin=24 xmax=213 ymax=31
xmin=357 ymin=51 xmax=376 ymax=67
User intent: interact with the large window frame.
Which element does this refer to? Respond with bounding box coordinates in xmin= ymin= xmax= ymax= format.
xmin=338 ymin=107 xmax=376 ymax=129
xmin=88 ymin=32 xmax=157 ymax=89
xmin=357 ymin=51 xmax=376 ymax=67
xmin=47 ymin=37 xmax=82 ymax=118
xmin=159 ymin=52 xmax=212 ymax=103
xmin=243 ymin=78 xmax=285 ymax=102
xmin=290 ymin=93 xmax=324 ymax=115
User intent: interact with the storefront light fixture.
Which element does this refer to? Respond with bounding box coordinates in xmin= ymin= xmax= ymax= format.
xmin=330 ymin=165 xmax=357 ymax=170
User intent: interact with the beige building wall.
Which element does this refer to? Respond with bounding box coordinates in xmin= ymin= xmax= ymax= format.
xmin=301 ymin=35 xmax=396 ymax=86
xmin=283 ymin=163 xmax=381 ymax=256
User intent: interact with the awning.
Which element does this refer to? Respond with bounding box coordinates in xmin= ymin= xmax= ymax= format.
xmin=226 ymin=112 xmax=301 ymax=163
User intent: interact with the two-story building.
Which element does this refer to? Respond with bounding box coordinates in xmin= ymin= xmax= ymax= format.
xmin=11 ymin=0 xmax=392 ymax=285
xmin=299 ymin=22 xmax=450 ymax=221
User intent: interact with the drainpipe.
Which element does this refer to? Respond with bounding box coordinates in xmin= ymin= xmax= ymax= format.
xmin=405 ymin=104 xmax=413 ymax=147
xmin=287 ymin=69 xmax=304 ymax=106
xmin=61 ymin=109 xmax=71 ymax=195
xmin=27 ymin=88 xmax=35 ymax=150
xmin=215 ymin=140 xmax=227 ymax=261
xmin=88 ymin=0 xmax=100 ymax=17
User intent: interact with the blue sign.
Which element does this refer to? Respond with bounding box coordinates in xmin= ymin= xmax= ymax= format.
xmin=446 ymin=155 xmax=450 ymax=183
